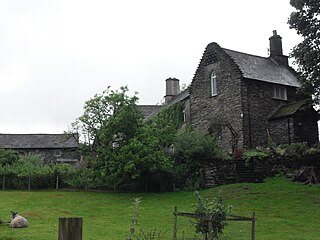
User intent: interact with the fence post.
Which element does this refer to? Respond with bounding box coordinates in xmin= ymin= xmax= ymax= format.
xmin=58 ymin=217 xmax=83 ymax=240
xmin=208 ymin=215 xmax=213 ymax=240
xmin=251 ymin=212 xmax=256 ymax=240
xmin=173 ymin=207 xmax=177 ymax=240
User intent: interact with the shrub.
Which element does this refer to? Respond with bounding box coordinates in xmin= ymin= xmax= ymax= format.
xmin=243 ymin=149 xmax=269 ymax=161
xmin=275 ymin=143 xmax=308 ymax=158
xmin=173 ymin=129 xmax=229 ymax=190
xmin=193 ymin=191 xmax=229 ymax=240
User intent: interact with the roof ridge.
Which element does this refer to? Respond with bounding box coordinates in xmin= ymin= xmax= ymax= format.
xmin=223 ymin=48 xmax=269 ymax=60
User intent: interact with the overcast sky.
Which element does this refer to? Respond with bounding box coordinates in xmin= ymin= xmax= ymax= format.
xmin=0 ymin=0 xmax=300 ymax=134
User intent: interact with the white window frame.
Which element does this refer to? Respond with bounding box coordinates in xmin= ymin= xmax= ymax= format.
xmin=211 ymin=72 xmax=217 ymax=96
xmin=273 ymin=85 xmax=287 ymax=100
xmin=183 ymin=109 xmax=187 ymax=123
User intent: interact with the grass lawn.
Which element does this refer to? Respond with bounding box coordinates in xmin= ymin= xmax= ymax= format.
xmin=0 ymin=176 xmax=319 ymax=239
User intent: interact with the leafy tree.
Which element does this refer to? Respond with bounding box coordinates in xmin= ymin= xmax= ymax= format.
xmin=288 ymin=0 xmax=320 ymax=102
xmin=75 ymin=86 xmax=142 ymax=149
xmin=50 ymin=163 xmax=73 ymax=190
xmin=74 ymin=86 xmax=145 ymax=190
xmin=0 ymin=149 xmax=19 ymax=190
xmin=110 ymin=124 xmax=173 ymax=192
xmin=14 ymin=153 xmax=49 ymax=190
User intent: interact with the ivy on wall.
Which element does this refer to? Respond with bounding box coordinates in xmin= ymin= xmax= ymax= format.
xmin=146 ymin=102 xmax=185 ymax=147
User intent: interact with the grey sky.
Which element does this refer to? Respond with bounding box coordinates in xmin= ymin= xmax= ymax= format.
xmin=0 ymin=0 xmax=300 ymax=133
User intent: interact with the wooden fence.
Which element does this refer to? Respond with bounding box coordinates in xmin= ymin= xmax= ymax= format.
xmin=173 ymin=207 xmax=256 ymax=240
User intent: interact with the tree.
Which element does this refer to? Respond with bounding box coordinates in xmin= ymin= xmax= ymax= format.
xmin=14 ymin=153 xmax=49 ymax=190
xmin=74 ymin=86 xmax=145 ymax=190
xmin=74 ymin=86 xmax=142 ymax=149
xmin=288 ymin=0 xmax=320 ymax=102
xmin=50 ymin=163 xmax=73 ymax=190
xmin=0 ymin=149 xmax=19 ymax=190
xmin=111 ymin=124 xmax=173 ymax=192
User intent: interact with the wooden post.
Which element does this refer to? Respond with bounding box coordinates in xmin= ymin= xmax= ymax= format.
xmin=59 ymin=217 xmax=83 ymax=240
xmin=208 ymin=215 xmax=213 ymax=240
xmin=251 ymin=212 xmax=256 ymax=240
xmin=173 ymin=207 xmax=177 ymax=240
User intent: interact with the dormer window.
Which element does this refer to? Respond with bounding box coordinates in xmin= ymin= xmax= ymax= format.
xmin=211 ymin=72 xmax=217 ymax=96
xmin=273 ymin=85 xmax=287 ymax=100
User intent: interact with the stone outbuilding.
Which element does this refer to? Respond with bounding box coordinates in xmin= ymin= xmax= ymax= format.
xmin=0 ymin=133 xmax=80 ymax=164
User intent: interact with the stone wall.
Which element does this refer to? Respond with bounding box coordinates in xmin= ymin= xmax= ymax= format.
xmin=241 ymin=79 xmax=299 ymax=148
xmin=17 ymin=148 xmax=79 ymax=164
xmin=268 ymin=118 xmax=293 ymax=145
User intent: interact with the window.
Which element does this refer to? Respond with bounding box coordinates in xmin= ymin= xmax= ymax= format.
xmin=183 ymin=110 xmax=187 ymax=123
xmin=54 ymin=150 xmax=62 ymax=157
xmin=211 ymin=72 xmax=217 ymax=96
xmin=273 ymin=85 xmax=287 ymax=100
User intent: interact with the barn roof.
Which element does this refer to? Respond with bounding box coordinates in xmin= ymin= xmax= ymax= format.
xmin=0 ymin=134 xmax=79 ymax=149
xmin=224 ymin=48 xmax=301 ymax=87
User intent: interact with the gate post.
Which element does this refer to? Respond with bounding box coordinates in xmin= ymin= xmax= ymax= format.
xmin=58 ymin=217 xmax=83 ymax=240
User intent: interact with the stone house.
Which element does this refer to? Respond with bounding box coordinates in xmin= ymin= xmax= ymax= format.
xmin=0 ymin=133 xmax=80 ymax=164
xmin=143 ymin=31 xmax=318 ymax=151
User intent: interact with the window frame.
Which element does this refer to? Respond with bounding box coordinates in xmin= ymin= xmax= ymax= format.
xmin=273 ymin=85 xmax=287 ymax=100
xmin=211 ymin=72 xmax=217 ymax=97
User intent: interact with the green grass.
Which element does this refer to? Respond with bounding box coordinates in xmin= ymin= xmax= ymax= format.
xmin=0 ymin=177 xmax=319 ymax=239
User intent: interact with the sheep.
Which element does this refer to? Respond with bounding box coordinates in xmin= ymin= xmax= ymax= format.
xmin=10 ymin=211 xmax=28 ymax=228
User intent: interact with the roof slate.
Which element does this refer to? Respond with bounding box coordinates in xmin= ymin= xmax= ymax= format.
xmin=0 ymin=134 xmax=79 ymax=149
xmin=269 ymin=100 xmax=309 ymax=120
xmin=166 ymin=88 xmax=190 ymax=107
xmin=224 ymin=49 xmax=301 ymax=87
xmin=138 ymin=105 xmax=163 ymax=119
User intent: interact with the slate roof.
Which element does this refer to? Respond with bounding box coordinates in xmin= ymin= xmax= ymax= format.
xmin=224 ymin=49 xmax=301 ymax=87
xmin=138 ymin=105 xmax=163 ymax=119
xmin=138 ymin=89 xmax=190 ymax=120
xmin=0 ymin=134 xmax=79 ymax=149
xmin=166 ymin=88 xmax=190 ymax=107
xmin=269 ymin=100 xmax=309 ymax=120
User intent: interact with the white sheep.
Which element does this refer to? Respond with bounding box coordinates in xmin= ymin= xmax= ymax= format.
xmin=10 ymin=211 xmax=28 ymax=228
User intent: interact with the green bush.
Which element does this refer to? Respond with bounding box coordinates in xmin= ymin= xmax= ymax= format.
xmin=173 ymin=129 xmax=229 ymax=190
xmin=243 ymin=149 xmax=269 ymax=161
xmin=193 ymin=191 xmax=229 ymax=240
xmin=275 ymin=143 xmax=308 ymax=158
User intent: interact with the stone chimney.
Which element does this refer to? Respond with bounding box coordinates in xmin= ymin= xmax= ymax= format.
xmin=269 ymin=30 xmax=288 ymax=66
xmin=164 ymin=78 xmax=180 ymax=104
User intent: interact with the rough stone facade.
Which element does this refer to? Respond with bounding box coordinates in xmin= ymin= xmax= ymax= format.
xmin=242 ymin=79 xmax=301 ymax=148
xmin=16 ymin=148 xmax=79 ymax=164
xmin=190 ymin=43 xmax=244 ymax=152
